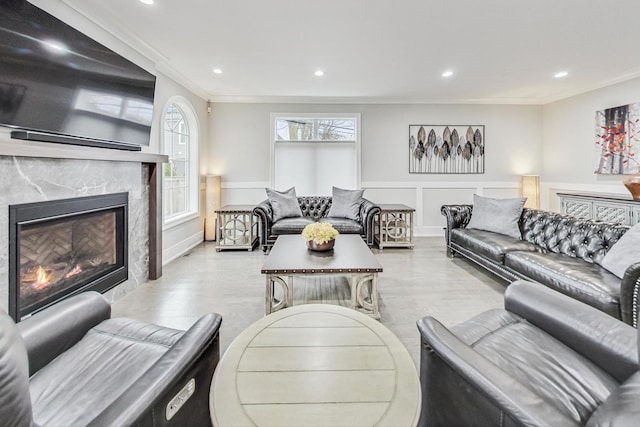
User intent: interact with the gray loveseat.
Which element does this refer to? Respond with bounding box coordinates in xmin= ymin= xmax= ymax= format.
xmin=441 ymin=204 xmax=640 ymax=326
xmin=254 ymin=196 xmax=380 ymax=252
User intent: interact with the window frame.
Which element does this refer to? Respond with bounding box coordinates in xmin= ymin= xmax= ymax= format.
xmin=269 ymin=112 xmax=361 ymax=191
xmin=162 ymin=97 xmax=200 ymax=229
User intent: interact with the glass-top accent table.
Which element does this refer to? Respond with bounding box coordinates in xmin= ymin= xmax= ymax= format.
xmin=375 ymin=204 xmax=415 ymax=249
xmin=215 ymin=205 xmax=258 ymax=251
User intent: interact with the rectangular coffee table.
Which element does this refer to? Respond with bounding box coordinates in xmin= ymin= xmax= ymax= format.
xmin=261 ymin=234 xmax=383 ymax=318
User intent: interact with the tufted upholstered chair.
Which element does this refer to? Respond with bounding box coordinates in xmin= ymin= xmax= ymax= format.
xmin=418 ymin=280 xmax=640 ymax=427
xmin=0 ymin=291 xmax=222 ymax=427
xmin=254 ymin=195 xmax=380 ymax=252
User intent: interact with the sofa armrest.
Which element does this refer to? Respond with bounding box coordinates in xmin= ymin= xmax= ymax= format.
xmin=359 ymin=198 xmax=381 ymax=246
xmin=88 ymin=313 xmax=223 ymax=427
xmin=440 ymin=204 xmax=473 ymax=251
xmin=253 ymin=200 xmax=273 ymax=249
xmin=417 ymin=316 xmax=578 ymax=427
xmin=17 ymin=291 xmax=111 ymax=376
xmin=505 ymin=280 xmax=637 ymax=383
xmin=620 ymin=262 xmax=640 ymax=327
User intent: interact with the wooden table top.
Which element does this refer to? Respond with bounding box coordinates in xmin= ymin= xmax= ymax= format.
xmin=215 ymin=204 xmax=257 ymax=213
xmin=261 ymin=234 xmax=383 ymax=275
xmin=377 ymin=203 xmax=416 ymax=212
xmin=210 ymin=304 xmax=421 ymax=427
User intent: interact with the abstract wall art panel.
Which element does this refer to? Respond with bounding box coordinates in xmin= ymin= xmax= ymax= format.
xmin=409 ymin=125 xmax=485 ymax=174
xmin=595 ymin=102 xmax=640 ymax=174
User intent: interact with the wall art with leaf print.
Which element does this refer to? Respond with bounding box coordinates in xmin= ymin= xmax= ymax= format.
xmin=409 ymin=125 xmax=485 ymax=174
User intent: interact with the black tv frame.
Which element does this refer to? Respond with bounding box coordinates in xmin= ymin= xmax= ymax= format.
xmin=10 ymin=130 xmax=142 ymax=151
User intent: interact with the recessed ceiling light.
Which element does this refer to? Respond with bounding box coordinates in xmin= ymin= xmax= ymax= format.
xmin=140 ymin=0 xmax=154 ymax=5
xmin=213 ymin=68 xmax=223 ymax=74
xmin=441 ymin=70 xmax=454 ymax=78
xmin=554 ymin=71 xmax=568 ymax=78
xmin=314 ymin=70 xmax=324 ymax=77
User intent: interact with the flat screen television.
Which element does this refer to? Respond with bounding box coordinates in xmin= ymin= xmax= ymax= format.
xmin=0 ymin=0 xmax=156 ymax=150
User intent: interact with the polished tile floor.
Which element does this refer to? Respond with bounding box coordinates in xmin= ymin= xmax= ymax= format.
xmin=112 ymin=237 xmax=506 ymax=368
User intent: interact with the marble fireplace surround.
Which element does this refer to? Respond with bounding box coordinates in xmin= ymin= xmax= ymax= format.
xmin=0 ymin=139 xmax=167 ymax=312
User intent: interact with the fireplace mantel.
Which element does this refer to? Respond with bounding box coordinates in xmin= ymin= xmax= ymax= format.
xmin=0 ymin=139 xmax=168 ymax=164
xmin=0 ymin=148 xmax=166 ymax=312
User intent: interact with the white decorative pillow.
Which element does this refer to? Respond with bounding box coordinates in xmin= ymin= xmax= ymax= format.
xmin=467 ymin=194 xmax=526 ymax=239
xmin=265 ymin=187 xmax=303 ymax=222
xmin=601 ymin=223 xmax=640 ymax=279
xmin=327 ymin=187 xmax=364 ymax=221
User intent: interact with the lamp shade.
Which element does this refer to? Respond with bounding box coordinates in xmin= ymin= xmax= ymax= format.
xmin=205 ymin=175 xmax=221 ymax=240
xmin=521 ymin=175 xmax=540 ymax=209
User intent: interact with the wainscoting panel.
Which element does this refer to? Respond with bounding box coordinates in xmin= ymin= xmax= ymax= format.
xmin=362 ymin=188 xmax=415 ymax=207
xmin=421 ymin=188 xmax=476 ymax=232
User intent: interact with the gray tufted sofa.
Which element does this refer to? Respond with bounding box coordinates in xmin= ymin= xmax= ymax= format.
xmin=441 ymin=205 xmax=640 ymax=326
xmin=253 ymin=196 xmax=380 ymax=252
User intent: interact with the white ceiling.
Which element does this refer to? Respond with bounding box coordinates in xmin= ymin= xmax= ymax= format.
xmin=60 ymin=0 xmax=640 ymax=104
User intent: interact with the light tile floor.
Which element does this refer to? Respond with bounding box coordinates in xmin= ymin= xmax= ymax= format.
xmin=112 ymin=237 xmax=506 ymax=368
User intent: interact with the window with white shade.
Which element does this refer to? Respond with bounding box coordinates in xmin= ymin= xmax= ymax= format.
xmin=163 ymin=101 xmax=199 ymax=223
xmin=271 ymin=114 xmax=360 ymax=195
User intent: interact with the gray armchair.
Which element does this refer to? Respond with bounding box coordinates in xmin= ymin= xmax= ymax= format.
xmin=1 ymin=291 xmax=222 ymax=427
xmin=417 ymin=280 xmax=640 ymax=426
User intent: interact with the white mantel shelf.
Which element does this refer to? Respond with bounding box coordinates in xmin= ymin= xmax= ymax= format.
xmin=0 ymin=139 xmax=168 ymax=164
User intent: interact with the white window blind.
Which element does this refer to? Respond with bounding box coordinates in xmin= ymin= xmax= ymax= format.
xmin=272 ymin=115 xmax=360 ymax=195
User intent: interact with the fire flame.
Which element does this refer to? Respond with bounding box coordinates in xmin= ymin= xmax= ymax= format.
xmin=64 ymin=265 xmax=82 ymax=279
xmin=34 ymin=266 xmax=52 ymax=290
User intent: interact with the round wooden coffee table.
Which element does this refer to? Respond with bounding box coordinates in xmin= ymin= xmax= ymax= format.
xmin=210 ymin=304 xmax=421 ymax=426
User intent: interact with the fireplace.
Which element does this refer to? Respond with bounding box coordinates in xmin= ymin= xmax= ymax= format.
xmin=9 ymin=193 xmax=128 ymax=321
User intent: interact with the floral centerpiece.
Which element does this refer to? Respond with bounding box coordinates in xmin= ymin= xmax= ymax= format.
xmin=302 ymin=222 xmax=339 ymax=251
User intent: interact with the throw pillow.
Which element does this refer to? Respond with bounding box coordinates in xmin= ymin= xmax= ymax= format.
xmin=601 ymin=223 xmax=640 ymax=279
xmin=327 ymin=187 xmax=365 ymax=221
xmin=467 ymin=194 xmax=526 ymax=239
xmin=265 ymin=187 xmax=303 ymax=222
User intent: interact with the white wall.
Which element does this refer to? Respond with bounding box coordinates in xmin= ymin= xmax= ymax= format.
xmin=541 ymin=77 xmax=640 ymax=211
xmin=209 ymin=103 xmax=542 ymax=235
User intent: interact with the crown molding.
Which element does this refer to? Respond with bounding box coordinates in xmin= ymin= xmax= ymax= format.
xmin=56 ymin=0 xmax=209 ymax=101
xmin=541 ymin=70 xmax=640 ymax=105
xmin=208 ymin=94 xmax=546 ymax=105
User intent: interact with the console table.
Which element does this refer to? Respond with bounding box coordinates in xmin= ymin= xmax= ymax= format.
xmin=215 ymin=205 xmax=258 ymax=251
xmin=558 ymin=192 xmax=640 ymax=225
xmin=374 ymin=204 xmax=415 ymax=249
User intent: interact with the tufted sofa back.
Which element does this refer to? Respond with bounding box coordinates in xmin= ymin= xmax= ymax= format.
xmin=520 ymin=209 xmax=630 ymax=266
xmin=298 ymin=196 xmax=333 ymax=220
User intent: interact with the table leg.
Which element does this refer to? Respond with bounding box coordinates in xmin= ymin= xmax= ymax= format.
xmin=265 ymin=275 xmax=292 ymax=315
xmin=350 ymin=275 xmax=357 ymax=309
xmin=354 ymin=273 xmax=380 ymax=320
xmin=370 ymin=273 xmax=380 ymax=319
xmin=265 ymin=275 xmax=274 ymax=315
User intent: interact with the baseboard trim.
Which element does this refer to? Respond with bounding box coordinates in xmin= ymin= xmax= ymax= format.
xmin=163 ymin=231 xmax=204 ymax=266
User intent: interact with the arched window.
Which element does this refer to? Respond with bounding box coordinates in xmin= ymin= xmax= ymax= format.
xmin=163 ymin=100 xmax=199 ymax=223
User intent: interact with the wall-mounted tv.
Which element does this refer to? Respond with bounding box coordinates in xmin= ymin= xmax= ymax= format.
xmin=0 ymin=0 xmax=156 ymax=150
